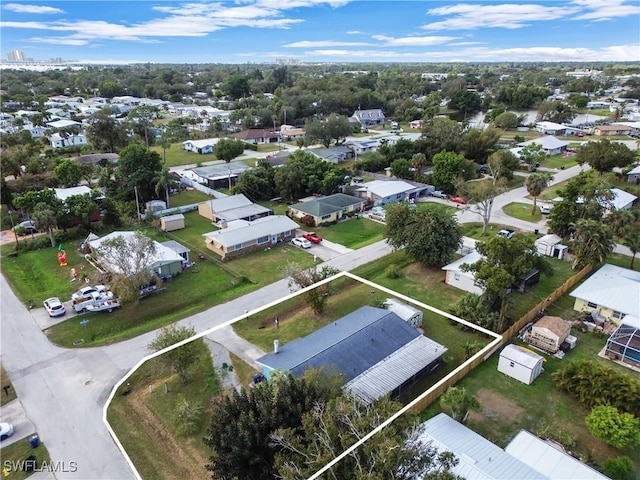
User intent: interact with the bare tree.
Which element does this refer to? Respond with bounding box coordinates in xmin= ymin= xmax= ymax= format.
xmin=285 ymin=263 xmax=340 ymax=314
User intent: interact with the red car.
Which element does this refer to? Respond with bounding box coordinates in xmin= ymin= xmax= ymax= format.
xmin=450 ymin=196 xmax=468 ymax=205
xmin=302 ymin=232 xmax=323 ymax=244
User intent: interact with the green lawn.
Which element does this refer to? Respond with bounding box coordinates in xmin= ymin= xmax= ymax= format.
xmin=606 ymin=253 xmax=639 ymax=272
xmin=225 ymin=244 xmax=316 ymax=284
xmin=151 ymin=143 xmax=218 ymax=168
xmin=257 ymin=201 xmax=290 ymax=216
xmin=502 ymin=202 xmax=542 ymax=222
xmin=152 ymin=212 xmax=217 ymax=254
xmin=167 ymin=190 xmax=211 ymax=208
xmin=537 ymin=179 xmax=570 ymax=200
xmin=539 ymin=154 xmax=578 ymax=169
xmin=256 ymin=144 xmax=281 ymax=153
xmin=0 ymin=441 xmax=51 ymax=480
xmin=602 ymin=172 xmax=640 ymax=197
xmin=314 ymin=217 xmax=385 ymax=249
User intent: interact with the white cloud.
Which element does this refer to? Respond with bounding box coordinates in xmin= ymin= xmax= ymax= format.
xmin=3 ymin=3 xmax=63 ymax=14
xmin=28 ymin=36 xmax=87 ymax=46
xmin=372 ymin=34 xmax=459 ymax=46
xmin=572 ymin=0 xmax=640 ymax=20
xmin=346 ymin=30 xmax=363 ymax=35
xmin=283 ymin=40 xmax=374 ymax=47
xmin=423 ymin=3 xmax=579 ymax=30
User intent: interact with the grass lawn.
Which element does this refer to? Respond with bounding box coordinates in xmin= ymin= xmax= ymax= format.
xmin=152 ymin=211 xmax=217 ymax=254
xmin=225 ymin=244 xmax=316 ymax=285
xmin=606 ymin=253 xmax=639 ymax=271
xmin=314 ymin=217 xmax=385 ymax=249
xmin=603 ymin=172 xmax=640 ymax=197
xmin=256 ymin=201 xmax=290 ymax=216
xmin=167 ymin=189 xmax=211 ymax=208
xmin=537 ymin=178 xmax=570 ymax=200
xmin=1 ymin=364 xmax=17 ymax=406
xmin=498 ymin=129 xmax=543 ymax=141
xmin=108 ymin=341 xmax=216 ymax=480
xmin=256 ymin=144 xmax=280 ymax=153
xmin=539 ymin=154 xmax=578 ymax=169
xmin=460 ymin=222 xmax=539 ymax=241
xmin=502 ymin=202 xmax=542 ymax=222
xmin=228 ymin=352 xmax=258 ymax=386
xmin=150 ymin=143 xmax=218 ymax=168
xmin=0 ymin=441 xmax=51 ymax=480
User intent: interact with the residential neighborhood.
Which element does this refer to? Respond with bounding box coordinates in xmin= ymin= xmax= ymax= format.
xmin=1 ymin=58 xmax=640 ymax=480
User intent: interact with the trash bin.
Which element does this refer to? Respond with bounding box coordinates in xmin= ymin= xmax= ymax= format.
xmin=22 ymin=455 xmax=37 ymax=472
xmin=28 ymin=434 xmax=39 ymax=448
xmin=534 ymin=229 xmax=539 ymax=235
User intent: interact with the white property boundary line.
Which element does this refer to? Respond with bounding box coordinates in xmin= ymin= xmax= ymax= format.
xmin=102 ymin=271 xmax=503 ymax=480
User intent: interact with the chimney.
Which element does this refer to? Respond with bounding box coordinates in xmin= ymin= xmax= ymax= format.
xmin=274 ymin=339 xmax=279 ymax=354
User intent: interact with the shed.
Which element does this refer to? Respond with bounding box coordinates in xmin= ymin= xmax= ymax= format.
xmin=527 ymin=316 xmax=571 ymax=353
xmin=498 ymin=344 xmax=544 ymax=385
xmin=160 ymin=240 xmax=190 ymax=263
xmin=627 ymin=165 xmax=640 ymax=184
xmin=535 ymin=234 xmax=568 ymax=259
xmin=513 ymin=269 xmax=540 ymax=293
xmin=382 ymin=298 xmax=423 ymax=328
xmin=146 ymin=200 xmax=167 ymax=214
xmin=159 ymin=213 xmax=185 ymax=232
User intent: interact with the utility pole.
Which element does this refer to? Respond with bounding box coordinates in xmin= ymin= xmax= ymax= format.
xmin=134 ymin=185 xmax=141 ymax=221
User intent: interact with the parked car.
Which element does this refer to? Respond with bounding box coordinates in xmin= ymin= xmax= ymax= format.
xmin=430 ymin=190 xmax=448 ymax=199
xmin=497 ymin=229 xmax=516 ymax=239
xmin=302 ymin=232 xmax=323 ymax=244
xmin=72 ymin=285 xmax=108 ymax=301
xmin=0 ymin=422 xmax=14 ymax=441
xmin=450 ymin=196 xmax=468 ymax=205
xmin=13 ymin=220 xmax=37 ymax=235
xmin=291 ymin=237 xmax=312 ymax=249
xmin=43 ymin=297 xmax=66 ymax=317
xmin=540 ymin=205 xmax=552 ymax=215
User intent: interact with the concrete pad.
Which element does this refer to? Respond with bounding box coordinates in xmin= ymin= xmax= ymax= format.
xmin=320 ymin=239 xmax=354 ymax=255
xmin=0 ymin=398 xmax=38 ymax=447
xmin=31 ymin=303 xmax=79 ymax=331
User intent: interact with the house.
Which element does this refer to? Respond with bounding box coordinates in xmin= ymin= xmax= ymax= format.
xmin=415 ymin=414 xmax=545 ymax=480
xmin=198 ymin=193 xmax=273 ymax=226
xmin=160 ymin=240 xmax=190 ymax=264
xmin=535 ymin=234 xmax=568 ymax=259
xmin=24 ymin=124 xmax=47 ymax=138
xmin=442 ymin=251 xmax=483 ymax=295
xmin=50 ymin=133 xmax=87 ymax=149
xmin=88 ymin=231 xmax=184 ymax=277
xmin=604 ymin=315 xmax=640 ymax=369
xmin=288 ymin=193 xmax=365 ymax=226
xmin=570 ymin=264 xmax=640 ymax=324
xmin=159 ymin=213 xmax=185 ymax=232
xmin=498 ymin=344 xmax=544 ymax=385
xmin=256 ymin=306 xmax=447 ymax=404
xmin=627 ymin=165 xmax=640 ymax=183
xmin=349 ymin=109 xmax=385 ymax=127
xmin=505 ymin=430 xmax=610 ymax=480
xmin=190 ymin=162 xmax=252 ymax=189
xmin=535 ymin=121 xmax=569 ymax=136
xmin=354 ymin=179 xmax=430 ymax=205
xmin=593 ymin=125 xmax=633 ymax=136
xmin=409 ymin=119 xmax=423 ymax=129
xmin=182 ymin=138 xmax=220 ymax=154
xmin=279 ymin=125 xmax=305 ymax=140
xmin=607 ymin=188 xmax=637 ymax=210
xmin=202 ymin=215 xmax=298 ymax=260
xmin=263 ymin=150 xmax=290 ymax=167
xmin=47 ymin=119 xmax=82 ymax=130
xmin=517 ymin=136 xmax=569 ymax=156
xmin=54 ymin=186 xmax=95 ymax=202
xmin=526 ymin=315 xmax=571 ymax=353
xmin=231 ymin=128 xmax=279 ymax=144
xmin=306 ymin=146 xmax=354 ymax=164
xmin=382 ymin=298 xmax=423 ymax=328
xmin=346 ymin=139 xmax=379 ymax=155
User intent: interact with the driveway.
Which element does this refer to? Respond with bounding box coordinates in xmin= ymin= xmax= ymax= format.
xmin=0 ymin=398 xmax=37 ymax=447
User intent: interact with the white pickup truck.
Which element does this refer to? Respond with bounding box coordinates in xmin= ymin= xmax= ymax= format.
xmin=73 ymin=291 xmax=115 ymax=313
xmin=497 ymin=229 xmax=516 ymax=239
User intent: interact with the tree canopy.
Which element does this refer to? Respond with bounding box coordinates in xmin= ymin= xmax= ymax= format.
xmin=431 ymin=151 xmax=475 ymax=193
xmin=115 ymin=144 xmax=163 ymax=202
xmin=575 ymin=139 xmax=635 ymax=175
xmin=215 ymin=138 xmax=246 ymax=163
xmin=586 ymin=406 xmax=640 ymax=450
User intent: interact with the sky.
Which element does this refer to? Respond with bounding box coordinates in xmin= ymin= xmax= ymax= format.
xmin=1 ymin=0 xmax=639 ymax=64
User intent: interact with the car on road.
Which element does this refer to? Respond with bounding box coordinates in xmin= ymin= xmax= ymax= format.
xmin=430 ymin=190 xmax=448 ymax=199
xmin=12 ymin=220 xmax=37 ymax=235
xmin=302 ymin=232 xmax=323 ymax=244
xmin=43 ymin=297 xmax=66 ymax=317
xmin=450 ymin=196 xmax=468 ymax=205
xmin=291 ymin=237 xmax=312 ymax=249
xmin=540 ymin=205 xmax=552 ymax=214
xmin=0 ymin=422 xmax=14 ymax=441
xmin=497 ymin=229 xmax=516 ymax=239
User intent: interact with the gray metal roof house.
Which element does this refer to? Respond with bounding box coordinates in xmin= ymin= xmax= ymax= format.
xmin=288 ymin=193 xmax=365 ymax=226
xmin=198 ymin=193 xmax=273 ymax=226
xmin=256 ymin=306 xmax=447 ymax=404
xmin=306 ymin=146 xmax=354 ymax=164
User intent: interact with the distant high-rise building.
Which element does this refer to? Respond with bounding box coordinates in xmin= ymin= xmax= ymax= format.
xmin=7 ymin=50 xmax=26 ymax=62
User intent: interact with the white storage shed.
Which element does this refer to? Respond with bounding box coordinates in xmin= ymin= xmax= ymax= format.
xmin=497 ymin=344 xmax=544 ymax=385
xmin=383 ymin=298 xmax=424 ymax=329
xmin=535 ymin=234 xmax=568 ymax=260
xmin=159 ymin=213 xmax=186 ymax=232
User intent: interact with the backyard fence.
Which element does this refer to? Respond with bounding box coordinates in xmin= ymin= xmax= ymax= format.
xmin=179 ymin=177 xmax=227 ymax=198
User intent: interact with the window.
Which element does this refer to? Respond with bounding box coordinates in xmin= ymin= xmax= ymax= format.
xmin=509 ymin=361 xmax=515 ymax=368
xmin=257 ymin=235 xmax=269 ymax=245
xmin=232 ymin=244 xmax=242 ymax=251
xmin=587 ymin=302 xmax=598 ymax=309
xmin=321 ymin=214 xmax=331 ymax=220
xmin=453 ymin=273 xmax=460 ymax=281
xmin=612 ymin=311 xmax=624 ymax=320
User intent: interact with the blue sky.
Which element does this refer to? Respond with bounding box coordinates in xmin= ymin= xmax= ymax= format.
xmin=1 ymin=0 xmax=639 ymax=63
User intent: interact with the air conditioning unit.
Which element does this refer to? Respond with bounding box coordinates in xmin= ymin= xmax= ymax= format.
xmin=565 ymin=335 xmax=577 ymax=350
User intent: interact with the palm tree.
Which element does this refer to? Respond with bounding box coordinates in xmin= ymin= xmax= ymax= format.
xmin=31 ymin=202 xmax=57 ymax=247
xmin=623 ymin=230 xmax=640 ymax=270
xmin=159 ymin=133 xmax=172 ymax=164
xmin=606 ymin=209 xmax=635 ymax=239
xmin=153 ymin=167 xmax=175 ymax=208
xmin=570 ymin=219 xmax=615 ymax=269
xmin=411 ymin=153 xmax=426 ymax=180
xmin=525 ymin=172 xmax=554 ymax=214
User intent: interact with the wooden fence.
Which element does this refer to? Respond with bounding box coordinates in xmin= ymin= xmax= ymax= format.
xmin=410 ymin=263 xmax=593 ymax=413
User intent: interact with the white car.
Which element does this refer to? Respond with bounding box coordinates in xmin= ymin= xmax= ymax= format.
xmin=291 ymin=237 xmax=312 ymax=249
xmin=0 ymin=422 xmax=14 ymax=441
xmin=43 ymin=297 xmax=66 ymax=317
xmin=540 ymin=205 xmax=552 ymax=214
xmin=72 ymin=285 xmax=107 ymax=301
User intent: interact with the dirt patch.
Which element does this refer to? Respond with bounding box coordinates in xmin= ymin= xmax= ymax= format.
xmin=473 ymin=388 xmax=525 ymax=423
xmin=125 ymin=387 xmax=209 ymax=480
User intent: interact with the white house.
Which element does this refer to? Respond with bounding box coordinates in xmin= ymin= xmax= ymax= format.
xmin=627 ymin=165 xmax=640 ymax=183
xmin=49 ymin=133 xmax=87 ymax=149
xmin=517 ymin=136 xmax=569 ymax=156
xmin=354 ymin=179 xmax=429 ymax=205
xmin=54 ymin=185 xmax=94 ymax=202
xmin=47 ymin=119 xmax=82 ymax=130
xmin=24 ymin=124 xmax=47 ymax=138
xmin=534 ymin=234 xmax=567 ymax=259
xmin=442 ymin=251 xmax=483 ymax=295
xmin=382 ymin=298 xmax=423 ymax=329
xmin=183 ymin=138 xmax=220 ymax=154
xmin=607 ymin=188 xmax=637 ymax=210
xmin=497 ymin=344 xmax=544 ymax=385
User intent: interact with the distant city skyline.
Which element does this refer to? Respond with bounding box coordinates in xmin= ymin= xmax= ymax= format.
xmin=1 ymin=1 xmax=639 ymax=64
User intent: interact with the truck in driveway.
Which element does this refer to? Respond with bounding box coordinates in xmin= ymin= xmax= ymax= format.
xmin=73 ymin=291 xmax=116 ymax=313
xmin=85 ymin=298 xmax=120 ymax=313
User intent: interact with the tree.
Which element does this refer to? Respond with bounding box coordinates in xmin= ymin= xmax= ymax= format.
xmin=127 ymin=106 xmax=158 ymax=148
xmin=439 ymin=387 xmax=478 ymax=423
xmin=464 ymin=235 xmax=552 ymax=332
xmin=153 ymin=167 xmax=175 ymax=208
xmin=420 ymin=117 xmax=464 ymax=157
xmin=585 ymin=406 xmax=640 ymax=450
xmin=518 ymin=143 xmax=547 ymax=172
xmin=570 ymin=219 xmax=615 ymax=269
xmin=385 ymin=202 xmax=462 ymax=267
xmin=115 ymin=144 xmax=163 ymax=203
xmin=94 ymin=231 xmax=157 ymax=303
xmin=65 ymin=193 xmax=98 ymax=230
xmin=411 ymin=153 xmax=426 ymax=180
xmin=575 ymin=139 xmax=635 ymax=175
xmin=457 ymin=177 xmax=508 ymax=235
xmin=285 ymin=264 xmax=340 ymax=314
xmin=488 ymin=150 xmax=520 ymax=181
xmin=31 ymin=202 xmax=58 ymax=247
xmin=215 ymin=138 xmax=245 ymax=163
xmin=224 ymin=74 xmax=250 ymax=100
xmin=603 ymin=456 xmax=635 ymax=480
xmin=390 ymin=158 xmax=412 ymax=179
xmin=272 ymin=395 xmax=459 ymax=480
xmin=462 ymin=127 xmax=501 ymax=163
xmin=492 ymin=111 xmax=519 ymax=129
xmin=324 ymin=114 xmax=353 ymax=145
xmin=606 ymin=209 xmax=636 ymax=239
xmin=304 ymin=117 xmax=333 ymax=148
xmin=147 ymin=324 xmax=201 ymax=383
xmin=86 ymin=109 xmax=129 ymax=153
xmin=431 ymin=151 xmax=475 ymax=193
xmin=205 ymin=370 xmax=342 ymax=480
xmin=525 ymin=172 xmax=554 ymax=214
xmin=448 ymin=90 xmax=481 ymax=115
xmin=622 ymin=230 xmax=640 ymax=269
xmin=537 ymin=100 xmax=576 ymax=124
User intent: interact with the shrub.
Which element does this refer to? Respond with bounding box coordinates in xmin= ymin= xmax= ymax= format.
xmin=300 ymin=215 xmax=315 ymax=227
xmin=173 ymin=396 xmax=202 ymax=436
xmin=53 ymin=230 xmax=70 ymax=243
xmin=243 ymin=143 xmax=258 ymax=151
xmin=603 ymin=456 xmax=635 ymax=480
xmin=585 ymin=406 xmax=640 ymax=450
xmin=385 ymin=264 xmax=401 ymax=279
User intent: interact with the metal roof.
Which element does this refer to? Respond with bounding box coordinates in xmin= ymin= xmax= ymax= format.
xmin=345 ymin=335 xmax=447 ymax=404
xmin=191 ymin=162 xmax=251 ymax=179
xmin=256 ymin=306 xmax=422 ymax=382
xmin=383 ymin=298 xmax=422 ymax=322
xmin=570 ymin=264 xmax=640 ymax=317
xmin=183 ymin=138 xmax=220 ymax=149
xmin=518 ymin=135 xmax=570 ymax=150
xmin=442 ymin=250 xmax=482 ymax=272
xmin=160 ymin=240 xmax=190 ymax=255
xmin=204 ymin=194 xmax=252 ymax=212
xmin=505 ymin=430 xmax=609 ymax=480
xmin=289 ymin=194 xmax=363 ymax=217
xmin=202 ymin=215 xmax=298 ymax=247
xmin=356 ymin=179 xmax=419 ymax=199
xmin=500 ymin=344 xmax=544 ymax=369
xmin=416 ymin=414 xmax=546 ymax=480
xmin=54 ymin=185 xmax=93 ymax=202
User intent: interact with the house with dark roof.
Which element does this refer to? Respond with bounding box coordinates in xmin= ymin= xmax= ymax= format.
xmin=231 ymin=128 xmax=279 ymax=144
xmin=306 ymin=146 xmax=354 ymax=164
xmin=256 ymin=306 xmax=447 ymax=404
xmin=288 ymin=193 xmax=365 ymax=226
xmin=190 ymin=162 xmax=252 ymax=189
xmin=198 ymin=193 xmax=273 ymax=226
xmin=349 ymin=108 xmax=385 ymax=127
